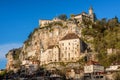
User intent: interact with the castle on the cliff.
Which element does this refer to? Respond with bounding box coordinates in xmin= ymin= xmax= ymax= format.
xmin=6 ymin=7 xmax=95 ymax=72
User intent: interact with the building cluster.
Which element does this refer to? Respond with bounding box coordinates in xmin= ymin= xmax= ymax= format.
xmin=5 ymin=7 xmax=120 ymax=80
xmin=5 ymin=7 xmax=95 ymax=72
xmin=40 ymin=33 xmax=88 ymax=65
xmin=20 ymin=7 xmax=94 ymax=66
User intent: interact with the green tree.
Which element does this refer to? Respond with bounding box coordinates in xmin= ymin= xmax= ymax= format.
xmin=0 ymin=70 xmax=6 ymax=77
xmin=58 ymin=14 xmax=67 ymax=21
xmin=70 ymin=14 xmax=75 ymax=18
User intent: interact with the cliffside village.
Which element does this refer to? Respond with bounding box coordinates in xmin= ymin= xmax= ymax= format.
xmin=3 ymin=7 xmax=120 ymax=80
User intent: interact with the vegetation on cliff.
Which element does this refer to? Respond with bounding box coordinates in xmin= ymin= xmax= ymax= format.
xmin=58 ymin=14 xmax=67 ymax=21
xmin=113 ymin=72 xmax=120 ymax=80
xmin=82 ymin=17 xmax=120 ymax=67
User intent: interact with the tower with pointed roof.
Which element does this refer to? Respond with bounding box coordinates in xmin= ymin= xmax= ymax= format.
xmin=89 ymin=6 xmax=95 ymax=22
xmin=89 ymin=6 xmax=93 ymax=15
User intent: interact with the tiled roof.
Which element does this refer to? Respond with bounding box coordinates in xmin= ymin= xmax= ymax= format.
xmin=60 ymin=33 xmax=79 ymax=41
xmin=47 ymin=45 xmax=59 ymax=50
xmin=47 ymin=45 xmax=55 ymax=49
xmin=87 ymin=60 xmax=100 ymax=65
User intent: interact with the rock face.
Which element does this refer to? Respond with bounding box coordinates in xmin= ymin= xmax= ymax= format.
xmin=6 ymin=48 xmax=21 ymax=72
xmin=6 ymin=7 xmax=95 ymax=71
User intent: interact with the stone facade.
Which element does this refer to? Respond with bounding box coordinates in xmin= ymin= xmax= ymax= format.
xmin=73 ymin=6 xmax=95 ymax=23
xmin=39 ymin=18 xmax=62 ymax=27
xmin=59 ymin=33 xmax=82 ymax=62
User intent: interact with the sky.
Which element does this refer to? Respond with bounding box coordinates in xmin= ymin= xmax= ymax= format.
xmin=0 ymin=0 xmax=120 ymax=69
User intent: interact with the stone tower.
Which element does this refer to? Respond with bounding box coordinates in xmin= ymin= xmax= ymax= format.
xmin=89 ymin=6 xmax=95 ymax=22
xmin=89 ymin=6 xmax=93 ymax=15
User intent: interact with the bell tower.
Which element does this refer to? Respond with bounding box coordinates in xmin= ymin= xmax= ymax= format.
xmin=89 ymin=6 xmax=93 ymax=15
xmin=89 ymin=6 xmax=95 ymax=22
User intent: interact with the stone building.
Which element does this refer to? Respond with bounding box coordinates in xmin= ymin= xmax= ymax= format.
xmin=40 ymin=32 xmax=87 ymax=65
xmin=59 ymin=33 xmax=87 ymax=62
xmin=40 ymin=45 xmax=60 ymax=65
xmin=18 ymin=7 xmax=95 ymax=66
xmin=84 ymin=60 xmax=105 ymax=80
xmin=73 ymin=6 xmax=95 ymax=23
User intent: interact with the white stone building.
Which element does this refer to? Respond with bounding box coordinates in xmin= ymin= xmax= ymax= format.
xmin=40 ymin=33 xmax=87 ymax=65
xmin=52 ymin=45 xmax=60 ymax=62
xmin=84 ymin=60 xmax=105 ymax=80
xmin=59 ymin=33 xmax=86 ymax=62
xmin=73 ymin=7 xmax=95 ymax=23
xmin=40 ymin=49 xmax=48 ymax=65
xmin=40 ymin=45 xmax=60 ymax=65
xmin=39 ymin=20 xmax=52 ymax=27
xmin=39 ymin=17 xmax=62 ymax=28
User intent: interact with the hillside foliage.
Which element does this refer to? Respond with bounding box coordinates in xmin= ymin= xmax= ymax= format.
xmin=82 ymin=17 xmax=120 ymax=67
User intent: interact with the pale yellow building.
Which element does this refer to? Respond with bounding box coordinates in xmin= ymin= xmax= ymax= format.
xmin=52 ymin=45 xmax=60 ymax=62
xmin=40 ymin=45 xmax=60 ymax=65
xmin=59 ymin=33 xmax=87 ymax=62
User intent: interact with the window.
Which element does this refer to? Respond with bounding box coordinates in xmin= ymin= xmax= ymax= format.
xmin=75 ymin=52 xmax=77 ymax=54
xmin=35 ymin=42 xmax=37 ymax=45
xmin=68 ymin=43 xmax=70 ymax=45
xmin=64 ymin=51 xmax=66 ymax=53
xmin=100 ymin=76 xmax=103 ymax=78
xmin=69 ymin=47 xmax=70 ymax=50
xmin=96 ymin=76 xmax=99 ymax=78
xmin=74 ymin=40 xmax=77 ymax=42
xmin=66 ymin=47 xmax=67 ymax=50
xmin=68 ymin=53 xmax=70 ymax=60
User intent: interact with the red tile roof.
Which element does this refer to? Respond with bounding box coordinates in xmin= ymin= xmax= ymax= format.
xmin=60 ymin=33 xmax=80 ymax=41
xmin=47 ymin=45 xmax=59 ymax=50
xmin=87 ymin=60 xmax=100 ymax=65
xmin=47 ymin=45 xmax=55 ymax=49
